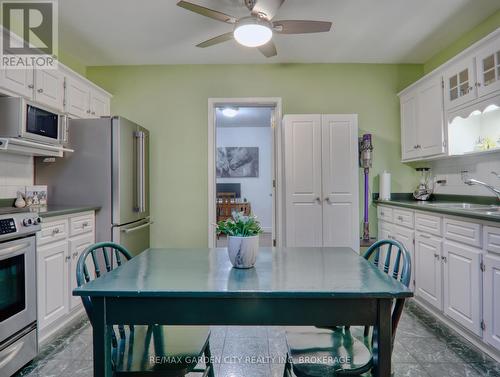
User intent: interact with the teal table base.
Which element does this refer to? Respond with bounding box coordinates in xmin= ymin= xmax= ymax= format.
xmin=92 ymin=297 xmax=393 ymax=377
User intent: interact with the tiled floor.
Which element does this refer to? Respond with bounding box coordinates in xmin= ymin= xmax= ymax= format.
xmin=14 ymin=300 xmax=500 ymax=377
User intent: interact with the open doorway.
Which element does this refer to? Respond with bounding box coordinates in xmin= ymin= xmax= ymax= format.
xmin=208 ymin=98 xmax=282 ymax=248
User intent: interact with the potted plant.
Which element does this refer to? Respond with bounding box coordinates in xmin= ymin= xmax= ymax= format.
xmin=216 ymin=211 xmax=262 ymax=269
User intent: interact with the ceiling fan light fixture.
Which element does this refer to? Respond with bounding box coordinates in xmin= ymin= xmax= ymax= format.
xmin=233 ymin=17 xmax=272 ymax=47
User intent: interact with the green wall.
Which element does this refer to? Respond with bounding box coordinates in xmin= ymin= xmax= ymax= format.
xmin=424 ymin=8 xmax=500 ymax=74
xmin=87 ymin=63 xmax=422 ymax=247
xmin=58 ymin=50 xmax=87 ymax=77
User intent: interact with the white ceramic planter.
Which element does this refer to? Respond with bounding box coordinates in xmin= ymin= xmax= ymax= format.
xmin=227 ymin=235 xmax=259 ymax=268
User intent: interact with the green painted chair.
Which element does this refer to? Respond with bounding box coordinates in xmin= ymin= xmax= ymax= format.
xmin=283 ymin=239 xmax=411 ymax=376
xmin=76 ymin=242 xmax=215 ymax=377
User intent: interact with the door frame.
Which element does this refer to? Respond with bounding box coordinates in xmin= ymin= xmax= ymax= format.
xmin=208 ymin=97 xmax=283 ymax=248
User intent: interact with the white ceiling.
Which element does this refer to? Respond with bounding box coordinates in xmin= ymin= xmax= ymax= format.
xmin=58 ymin=0 xmax=500 ymax=66
xmin=216 ymin=107 xmax=273 ymax=127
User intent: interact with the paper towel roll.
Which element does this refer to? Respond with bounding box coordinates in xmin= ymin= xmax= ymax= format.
xmin=380 ymin=171 xmax=391 ymax=200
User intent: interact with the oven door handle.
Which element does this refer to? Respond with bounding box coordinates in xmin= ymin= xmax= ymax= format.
xmin=0 ymin=243 xmax=30 ymax=261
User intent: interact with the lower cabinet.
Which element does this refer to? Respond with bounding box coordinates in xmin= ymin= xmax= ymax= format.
xmin=415 ymin=232 xmax=443 ymax=310
xmin=391 ymin=224 xmax=415 ymax=290
xmin=37 ymin=241 xmax=69 ymax=330
xmin=443 ymin=241 xmax=482 ymax=336
xmin=483 ymin=253 xmax=500 ymax=350
xmin=36 ymin=211 xmax=95 ymax=343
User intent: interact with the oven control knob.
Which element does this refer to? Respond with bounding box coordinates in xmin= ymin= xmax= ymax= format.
xmin=35 ymin=217 xmax=42 ymax=224
xmin=23 ymin=218 xmax=33 ymax=226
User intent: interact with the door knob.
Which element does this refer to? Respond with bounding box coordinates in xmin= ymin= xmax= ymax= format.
xmin=324 ymin=197 xmax=331 ymax=203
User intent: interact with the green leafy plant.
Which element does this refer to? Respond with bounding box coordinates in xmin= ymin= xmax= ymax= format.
xmin=216 ymin=211 xmax=263 ymax=237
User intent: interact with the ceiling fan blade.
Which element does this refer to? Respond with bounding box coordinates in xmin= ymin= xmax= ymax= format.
xmin=177 ymin=1 xmax=237 ymax=24
xmin=196 ymin=32 xmax=234 ymax=48
xmin=273 ymin=20 xmax=332 ymax=34
xmin=246 ymin=0 xmax=285 ymax=20
xmin=257 ymin=40 xmax=277 ymax=58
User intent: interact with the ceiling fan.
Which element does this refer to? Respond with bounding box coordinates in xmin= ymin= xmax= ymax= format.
xmin=177 ymin=0 xmax=332 ymax=57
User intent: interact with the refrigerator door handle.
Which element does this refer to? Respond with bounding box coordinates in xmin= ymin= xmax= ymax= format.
xmin=121 ymin=221 xmax=154 ymax=234
xmin=134 ymin=131 xmax=145 ymax=213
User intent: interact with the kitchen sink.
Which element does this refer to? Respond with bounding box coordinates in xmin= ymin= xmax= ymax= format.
xmin=426 ymin=202 xmax=493 ymax=210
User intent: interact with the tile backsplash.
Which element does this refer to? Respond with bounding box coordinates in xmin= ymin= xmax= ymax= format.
xmin=0 ymin=154 xmax=33 ymax=199
xmin=430 ymin=153 xmax=500 ymax=197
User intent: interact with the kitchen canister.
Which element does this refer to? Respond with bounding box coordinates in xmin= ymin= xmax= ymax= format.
xmin=380 ymin=171 xmax=391 ymax=200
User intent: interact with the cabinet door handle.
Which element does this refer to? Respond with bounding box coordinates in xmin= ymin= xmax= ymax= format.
xmin=441 ymin=256 xmax=447 ymax=263
xmin=27 ymin=84 xmax=34 ymax=89
xmin=380 ymin=211 xmax=385 ymax=216
xmin=434 ymin=253 xmax=440 ymax=260
xmin=397 ymin=216 xmax=404 ymax=221
xmin=86 ymin=109 xmax=91 ymax=114
xmin=72 ymin=252 xmax=78 ymax=258
xmin=475 ymin=82 xmax=481 ymax=88
xmin=82 ymin=222 xmax=89 ymax=228
xmin=65 ymin=256 xmax=71 ymax=261
xmin=91 ymin=111 xmax=96 ymax=115
xmin=52 ymin=228 xmax=60 ymax=235
xmin=37 ymin=88 xmax=43 ymax=93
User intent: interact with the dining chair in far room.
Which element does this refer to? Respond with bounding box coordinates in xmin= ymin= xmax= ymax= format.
xmin=76 ymin=242 xmax=215 ymax=377
xmin=283 ymin=239 xmax=411 ymax=377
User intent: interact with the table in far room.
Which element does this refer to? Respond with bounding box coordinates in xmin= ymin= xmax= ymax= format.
xmin=73 ymin=246 xmax=412 ymax=377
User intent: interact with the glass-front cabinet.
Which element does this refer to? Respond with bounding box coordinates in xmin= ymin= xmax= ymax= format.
xmin=444 ymin=58 xmax=477 ymax=110
xmin=476 ymin=38 xmax=500 ymax=98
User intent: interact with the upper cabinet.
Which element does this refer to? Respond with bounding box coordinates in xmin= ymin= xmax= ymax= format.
xmin=444 ymin=57 xmax=476 ymax=110
xmin=399 ymin=28 xmax=500 ymax=161
xmin=35 ymin=68 xmax=65 ymax=112
xmin=400 ymin=75 xmax=446 ymax=161
xmin=476 ymin=37 xmax=500 ymax=98
xmin=0 ymin=62 xmax=111 ymax=118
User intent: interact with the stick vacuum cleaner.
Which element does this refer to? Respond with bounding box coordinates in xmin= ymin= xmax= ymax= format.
xmin=359 ymin=134 xmax=373 ymax=243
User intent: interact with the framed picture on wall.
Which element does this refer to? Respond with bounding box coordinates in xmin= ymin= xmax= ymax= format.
xmin=216 ymin=147 xmax=259 ymax=178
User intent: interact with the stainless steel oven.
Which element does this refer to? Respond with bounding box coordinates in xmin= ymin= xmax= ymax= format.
xmin=0 ymin=210 xmax=41 ymax=376
xmin=0 ymin=97 xmax=67 ymax=146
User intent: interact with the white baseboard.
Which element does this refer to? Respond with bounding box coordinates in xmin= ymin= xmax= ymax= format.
xmin=38 ymin=307 xmax=86 ymax=348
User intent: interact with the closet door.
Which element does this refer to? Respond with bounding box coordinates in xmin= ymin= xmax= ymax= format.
xmin=321 ymin=115 xmax=359 ymax=251
xmin=284 ymin=115 xmax=323 ymax=247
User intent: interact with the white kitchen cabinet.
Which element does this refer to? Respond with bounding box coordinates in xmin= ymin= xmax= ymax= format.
xmin=392 ymin=224 xmax=415 ymax=290
xmin=417 ymin=77 xmax=446 ymax=157
xmin=483 ymin=253 xmax=500 ymax=351
xmin=68 ymin=234 xmax=94 ymax=310
xmin=0 ymin=67 xmax=34 ymax=98
xmin=444 ymin=218 xmax=482 ymax=248
xmin=37 ymin=211 xmax=95 ymax=344
xmin=475 ymin=37 xmax=500 ymax=98
xmin=399 ymin=76 xmax=445 ymax=161
xmin=34 ymin=68 xmax=65 ymax=112
xmin=90 ymin=89 xmax=111 ymax=117
xmin=444 ymin=58 xmax=477 ymax=110
xmin=37 ymin=240 xmax=69 ymax=331
xmin=484 ymin=226 xmax=500 ymax=254
xmin=284 ymin=114 xmax=358 ymax=250
xmin=400 ymin=90 xmax=419 ymax=160
xmin=415 ymin=232 xmax=443 ymax=310
xmin=65 ymin=76 xmax=91 ymax=118
xmin=443 ymin=241 xmax=482 ymax=336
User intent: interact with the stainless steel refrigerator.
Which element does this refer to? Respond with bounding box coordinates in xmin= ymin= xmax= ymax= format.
xmin=35 ymin=116 xmax=151 ymax=256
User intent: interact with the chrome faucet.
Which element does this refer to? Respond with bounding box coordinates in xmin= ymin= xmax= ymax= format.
xmin=462 ymin=171 xmax=500 ymax=199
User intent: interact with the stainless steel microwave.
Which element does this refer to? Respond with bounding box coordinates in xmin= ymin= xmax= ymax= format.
xmin=0 ymin=97 xmax=67 ymax=145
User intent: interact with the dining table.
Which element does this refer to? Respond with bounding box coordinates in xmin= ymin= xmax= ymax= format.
xmin=73 ymin=246 xmax=413 ymax=377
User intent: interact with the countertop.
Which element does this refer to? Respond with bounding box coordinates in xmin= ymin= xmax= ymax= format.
xmin=374 ymin=197 xmax=500 ymax=223
xmin=30 ymin=205 xmax=100 ymax=218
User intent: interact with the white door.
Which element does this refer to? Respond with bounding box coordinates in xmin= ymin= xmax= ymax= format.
xmin=68 ymin=234 xmax=94 ymax=310
xmin=35 ymin=68 xmax=64 ymax=111
xmin=443 ymin=241 xmax=482 ymax=335
xmin=392 ymin=224 xmax=415 ymax=290
xmin=90 ymin=90 xmax=111 ymax=117
xmin=417 ymin=77 xmax=446 ymax=157
xmin=415 ymin=232 xmax=443 ymax=310
xmin=444 ymin=58 xmax=477 ymax=110
xmin=483 ymin=253 xmax=500 ymax=351
xmin=400 ymin=91 xmax=419 ymax=160
xmin=476 ymin=38 xmax=500 ymax=98
xmin=321 ymin=114 xmax=359 ymax=251
xmin=65 ymin=76 xmax=91 ymax=118
xmin=37 ymin=241 xmax=69 ymax=330
xmin=284 ymin=115 xmax=322 ymax=247
xmin=0 ymin=68 xmax=34 ymax=98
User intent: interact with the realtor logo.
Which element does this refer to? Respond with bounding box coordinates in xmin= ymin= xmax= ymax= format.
xmin=1 ymin=0 xmax=58 ymax=69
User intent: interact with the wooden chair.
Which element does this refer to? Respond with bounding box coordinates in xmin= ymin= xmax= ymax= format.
xmin=283 ymin=239 xmax=411 ymax=376
xmin=76 ymin=242 xmax=215 ymax=377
